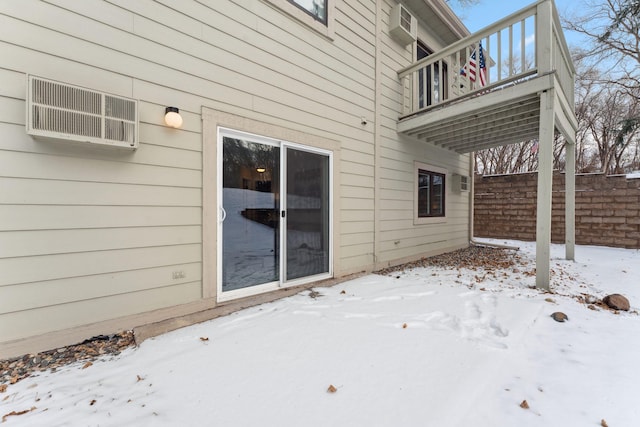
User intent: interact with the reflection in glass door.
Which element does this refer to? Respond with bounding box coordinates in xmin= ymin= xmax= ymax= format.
xmin=285 ymin=148 xmax=330 ymax=281
xmin=219 ymin=129 xmax=331 ymax=297
xmin=221 ymin=136 xmax=280 ymax=292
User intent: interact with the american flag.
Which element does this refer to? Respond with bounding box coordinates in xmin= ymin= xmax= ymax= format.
xmin=461 ymin=43 xmax=487 ymax=87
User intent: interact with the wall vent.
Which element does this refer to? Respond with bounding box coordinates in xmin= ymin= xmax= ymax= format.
xmin=452 ymin=174 xmax=470 ymax=193
xmin=390 ymin=3 xmax=417 ymax=46
xmin=26 ymin=75 xmax=138 ymax=149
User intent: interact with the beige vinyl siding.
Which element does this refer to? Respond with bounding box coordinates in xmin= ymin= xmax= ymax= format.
xmin=0 ymin=0 xmax=378 ymax=350
xmin=375 ymin=0 xmax=471 ymax=266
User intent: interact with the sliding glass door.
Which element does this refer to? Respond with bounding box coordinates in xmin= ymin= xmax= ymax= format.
xmin=218 ymin=129 xmax=331 ymax=298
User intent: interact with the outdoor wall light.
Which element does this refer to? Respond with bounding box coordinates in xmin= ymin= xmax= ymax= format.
xmin=256 ymin=167 xmax=266 ymax=173
xmin=164 ymin=107 xmax=183 ymax=128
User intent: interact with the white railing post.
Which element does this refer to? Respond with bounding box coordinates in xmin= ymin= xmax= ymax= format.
xmin=536 ymin=0 xmax=553 ymax=74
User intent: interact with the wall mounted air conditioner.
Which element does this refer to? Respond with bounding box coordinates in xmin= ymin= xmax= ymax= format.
xmin=390 ymin=3 xmax=417 ymax=46
xmin=26 ymin=75 xmax=138 ymax=149
xmin=452 ymin=174 xmax=470 ymax=193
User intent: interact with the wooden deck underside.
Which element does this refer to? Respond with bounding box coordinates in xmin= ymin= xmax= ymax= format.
xmin=397 ymin=73 xmax=558 ymax=154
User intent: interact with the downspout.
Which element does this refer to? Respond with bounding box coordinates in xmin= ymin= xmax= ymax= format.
xmin=373 ymin=0 xmax=382 ymax=268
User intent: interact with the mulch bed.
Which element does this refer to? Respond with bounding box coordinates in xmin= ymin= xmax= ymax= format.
xmin=376 ymin=245 xmax=520 ymax=275
xmin=0 ymin=331 xmax=135 ymax=388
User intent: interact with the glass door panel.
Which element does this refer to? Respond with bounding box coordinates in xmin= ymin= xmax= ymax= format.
xmin=285 ymin=148 xmax=330 ymax=281
xmin=221 ymin=136 xmax=280 ymax=291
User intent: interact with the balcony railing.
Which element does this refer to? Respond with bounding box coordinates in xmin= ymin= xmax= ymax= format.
xmin=397 ymin=0 xmax=574 ymax=119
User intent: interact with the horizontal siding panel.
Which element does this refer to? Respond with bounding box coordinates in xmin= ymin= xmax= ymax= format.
xmin=38 ymin=0 xmax=136 ymax=32
xmin=340 ymin=148 xmax=375 ymax=166
xmin=250 ymin=97 xmax=371 ymax=144
xmin=139 ymin=121 xmax=202 ymax=152
xmin=0 ymin=19 xmax=254 ymax=114
xmin=0 ymin=281 xmax=202 ymax=342
xmin=340 ymin=198 xmax=375 ymax=211
xmin=338 ymin=220 xmax=374 ymax=234
xmin=339 ymin=242 xmax=374 ymax=259
xmin=0 ymin=149 xmax=201 ymax=187
xmin=0 ymin=121 xmax=202 ymax=170
xmin=380 ymin=218 xmax=468 ymax=232
xmin=0 ymin=205 xmax=201 ymax=231
xmin=0 ymin=68 xmax=27 ymax=98
xmin=339 ymin=174 xmax=374 ymax=189
xmin=380 ymin=188 xmax=413 ymax=201
xmin=20 ymin=0 xmax=376 ymax=119
xmin=0 ymin=226 xmax=202 ymax=258
xmin=341 ymin=186 xmax=375 ymax=200
xmin=0 ymin=42 xmax=136 ymax=100
xmin=1 ymin=262 xmax=202 ymax=314
xmin=378 ymin=239 xmax=467 ymax=263
xmin=339 ymin=253 xmax=374 ymax=272
xmin=379 ymin=208 xmax=414 ymax=221
xmin=341 ymin=232 xmax=374 ymax=247
xmin=0 ymin=177 xmax=201 ymax=206
xmin=0 ymin=96 xmax=24 ymax=125
xmin=380 ymin=224 xmax=467 ymax=242
xmin=341 ymin=210 xmax=374 ymax=222
xmin=0 ymin=243 xmax=202 ymax=286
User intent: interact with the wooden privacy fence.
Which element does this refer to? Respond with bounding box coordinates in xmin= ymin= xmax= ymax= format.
xmin=474 ymin=172 xmax=640 ymax=249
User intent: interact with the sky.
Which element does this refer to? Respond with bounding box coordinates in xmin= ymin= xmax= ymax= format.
xmin=449 ymin=0 xmax=589 ymax=48
xmin=1 ymin=239 xmax=639 ymax=426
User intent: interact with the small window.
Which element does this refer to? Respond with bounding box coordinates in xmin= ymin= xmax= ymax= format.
xmin=417 ymin=41 xmax=448 ymax=108
xmin=288 ymin=0 xmax=327 ymax=24
xmin=265 ymin=0 xmax=334 ymax=38
xmin=414 ymin=162 xmax=446 ymax=223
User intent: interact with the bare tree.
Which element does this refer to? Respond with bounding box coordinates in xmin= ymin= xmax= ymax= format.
xmin=564 ymin=1 xmax=640 ymax=173
xmin=565 ymin=0 xmax=640 ymax=95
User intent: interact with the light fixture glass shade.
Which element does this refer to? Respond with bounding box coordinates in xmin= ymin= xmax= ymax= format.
xmin=164 ymin=107 xmax=183 ymax=128
xmin=256 ymin=167 xmax=266 ymax=173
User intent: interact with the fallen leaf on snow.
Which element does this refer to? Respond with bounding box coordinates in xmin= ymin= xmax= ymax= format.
xmin=601 ymin=419 xmax=609 ymax=427
xmin=89 ymin=399 xmax=96 ymax=406
xmin=200 ymin=337 xmax=209 ymax=342
xmin=520 ymin=400 xmax=529 ymax=409
xmin=0 ymin=385 xmax=6 ymax=393
xmin=340 ymin=290 xmax=346 ymax=294
xmin=327 ymin=385 xmax=337 ymax=393
xmin=82 ymin=361 xmax=93 ymax=369
xmin=2 ymin=407 xmax=36 ymax=422
xmin=137 ymin=375 xmax=144 ymax=382
xmin=402 ymin=323 xmax=408 ymax=329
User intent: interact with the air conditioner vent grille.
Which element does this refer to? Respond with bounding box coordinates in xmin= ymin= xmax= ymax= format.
xmin=105 ymin=118 xmax=136 ymax=144
xmin=105 ymin=95 xmax=136 ymax=121
xmin=32 ymin=105 xmax=102 ymax=137
xmin=31 ymin=78 xmax=102 ymax=114
xmin=27 ymin=75 xmax=138 ymax=149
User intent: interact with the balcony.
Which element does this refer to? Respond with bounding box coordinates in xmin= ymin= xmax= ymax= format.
xmin=397 ymin=0 xmax=578 ymax=289
xmin=397 ymin=0 xmax=576 ymax=154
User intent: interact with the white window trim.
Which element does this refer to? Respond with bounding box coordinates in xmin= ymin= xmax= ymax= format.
xmin=414 ymin=161 xmax=448 ymax=225
xmin=262 ymin=0 xmax=336 ymax=39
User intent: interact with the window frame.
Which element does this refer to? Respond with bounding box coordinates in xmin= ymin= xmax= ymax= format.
xmin=417 ymin=40 xmax=449 ymax=108
xmin=414 ymin=162 xmax=447 ymax=225
xmin=262 ymin=0 xmax=335 ymax=39
xmin=288 ymin=0 xmax=328 ymax=25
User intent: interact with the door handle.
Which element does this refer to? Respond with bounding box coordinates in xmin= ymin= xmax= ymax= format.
xmin=220 ymin=206 xmax=227 ymax=222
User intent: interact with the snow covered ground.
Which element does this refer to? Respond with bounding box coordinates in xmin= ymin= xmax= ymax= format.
xmin=2 ymin=240 xmax=639 ymax=426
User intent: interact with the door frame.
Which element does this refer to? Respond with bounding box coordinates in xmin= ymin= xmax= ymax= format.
xmin=216 ymin=127 xmax=333 ymax=302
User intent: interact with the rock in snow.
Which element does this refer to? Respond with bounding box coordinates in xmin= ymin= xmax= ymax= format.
xmin=603 ymin=294 xmax=630 ymax=311
xmin=550 ymin=312 xmax=569 ymax=322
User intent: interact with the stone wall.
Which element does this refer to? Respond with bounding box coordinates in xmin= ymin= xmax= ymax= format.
xmin=474 ymin=172 xmax=640 ymax=249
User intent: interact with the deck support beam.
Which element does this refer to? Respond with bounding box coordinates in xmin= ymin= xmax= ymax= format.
xmin=565 ymin=135 xmax=576 ymax=261
xmin=535 ymin=88 xmax=555 ymax=290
